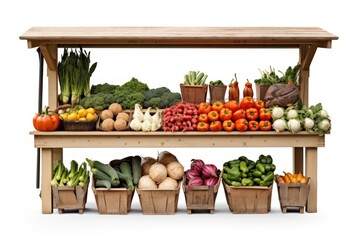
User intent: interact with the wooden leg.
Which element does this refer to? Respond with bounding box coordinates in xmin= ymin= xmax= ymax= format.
xmin=293 ymin=147 xmax=304 ymax=174
xmin=305 ymin=147 xmax=317 ymax=213
xmin=41 ymin=148 xmax=53 ymax=214
xmin=52 ymin=148 xmax=63 ymax=166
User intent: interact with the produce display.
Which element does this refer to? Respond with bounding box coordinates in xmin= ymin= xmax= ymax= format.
xmin=162 ymin=101 xmax=199 ymax=132
xmin=33 ymin=106 xmax=60 ymax=131
xmin=277 ymin=172 xmax=308 ymax=184
xmin=87 ymin=156 xmax=141 ymax=190
xmin=51 ymin=160 xmax=89 ymax=187
xmin=58 ymin=48 xmax=97 ymax=105
xmin=138 ymin=151 xmax=184 ymax=190
xmin=58 ymin=105 xmax=98 ymax=122
xmin=271 ymin=103 xmax=331 ymax=136
xmin=183 ymin=71 xmax=208 ymax=86
xmin=222 ymin=155 xmax=276 ymax=187
xmin=185 ymin=159 xmax=220 ymax=190
xmin=129 ymin=104 xmax=162 ymax=131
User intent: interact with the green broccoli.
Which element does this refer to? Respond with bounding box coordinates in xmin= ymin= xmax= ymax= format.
xmin=161 ymin=92 xmax=182 ymax=107
xmin=144 ymin=87 xmax=171 ymax=100
xmin=148 ymin=97 xmax=162 ymax=108
xmin=97 ymin=92 xmax=115 ymax=108
xmin=121 ymin=92 xmax=145 ymax=109
xmin=90 ymin=83 xmax=117 ymax=94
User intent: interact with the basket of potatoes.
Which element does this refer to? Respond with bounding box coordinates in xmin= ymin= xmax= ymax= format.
xmin=96 ymin=103 xmax=131 ymax=131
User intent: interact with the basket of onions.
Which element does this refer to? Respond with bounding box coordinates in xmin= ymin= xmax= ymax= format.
xmin=136 ymin=151 xmax=184 ymax=215
xmin=182 ymin=159 xmax=222 ymax=214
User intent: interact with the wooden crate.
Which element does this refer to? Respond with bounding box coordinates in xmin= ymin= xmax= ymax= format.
xmin=182 ymin=173 xmax=222 ymax=214
xmin=223 ymin=181 xmax=273 ymax=214
xmin=180 ymin=84 xmax=208 ymax=104
xmin=275 ymin=176 xmax=311 ymax=213
xmin=92 ymin=178 xmax=134 ymax=214
xmin=51 ymin=182 xmax=89 ymax=214
xmin=136 ymin=181 xmax=181 ymax=215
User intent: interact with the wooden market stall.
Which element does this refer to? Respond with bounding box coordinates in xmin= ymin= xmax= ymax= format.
xmin=20 ymin=27 xmax=338 ymax=214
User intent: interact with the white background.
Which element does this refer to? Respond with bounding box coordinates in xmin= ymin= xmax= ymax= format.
xmin=1 ymin=0 xmax=359 ymax=239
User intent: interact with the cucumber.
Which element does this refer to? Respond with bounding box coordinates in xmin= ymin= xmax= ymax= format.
xmin=91 ymin=168 xmax=120 ymax=187
xmin=119 ymin=162 xmax=134 ymax=190
xmin=132 ymin=156 xmax=141 ymax=185
xmin=95 ymin=179 xmax=111 ymax=189
xmin=86 ymin=158 xmax=119 ymax=181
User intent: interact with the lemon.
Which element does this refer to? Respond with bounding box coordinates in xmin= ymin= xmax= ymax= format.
xmin=86 ymin=113 xmax=96 ymax=121
xmin=67 ymin=112 xmax=78 ymax=121
xmin=60 ymin=113 xmax=68 ymax=120
xmin=86 ymin=107 xmax=96 ymax=114
xmin=78 ymin=108 xmax=87 ymax=118
xmin=79 ymin=117 xmax=87 ymax=121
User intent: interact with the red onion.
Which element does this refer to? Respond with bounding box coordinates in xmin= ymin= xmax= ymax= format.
xmin=190 ymin=159 xmax=205 ymax=173
xmin=186 ymin=169 xmax=200 ymax=182
xmin=204 ymin=177 xmax=218 ymax=186
xmin=202 ymin=164 xmax=218 ymax=178
xmin=188 ymin=177 xmax=203 ymax=190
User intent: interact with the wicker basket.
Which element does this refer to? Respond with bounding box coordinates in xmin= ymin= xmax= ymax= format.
xmin=55 ymin=104 xmax=98 ymax=131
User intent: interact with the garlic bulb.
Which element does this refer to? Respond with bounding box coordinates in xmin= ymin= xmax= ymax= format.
xmin=144 ymin=107 xmax=152 ymax=122
xmin=133 ymin=103 xmax=144 ymax=122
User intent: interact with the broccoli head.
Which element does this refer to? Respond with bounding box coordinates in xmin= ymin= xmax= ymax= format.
xmin=161 ymin=92 xmax=182 ymax=107
xmin=148 ymin=97 xmax=162 ymax=108
xmin=121 ymin=92 xmax=145 ymax=109
xmin=144 ymin=87 xmax=171 ymax=101
xmin=90 ymin=83 xmax=117 ymax=94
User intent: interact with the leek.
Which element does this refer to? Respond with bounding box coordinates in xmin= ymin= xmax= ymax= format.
xmin=58 ymin=49 xmax=70 ymax=104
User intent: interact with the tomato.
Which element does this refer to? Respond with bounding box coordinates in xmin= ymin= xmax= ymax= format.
xmin=239 ymin=96 xmax=255 ymax=110
xmin=208 ymin=110 xmax=219 ymax=122
xmin=254 ymin=99 xmax=265 ymax=110
xmin=211 ymin=101 xmax=224 ymax=113
xmin=245 ymin=108 xmax=259 ymax=121
xmin=231 ymin=109 xmax=246 ymax=122
xmin=209 ymin=121 xmax=222 ymax=131
xmin=259 ymin=120 xmax=272 ymax=131
xmin=259 ymin=108 xmax=272 ymax=120
xmin=33 ymin=106 xmax=60 ymax=131
xmin=198 ymin=113 xmax=209 ymax=122
xmin=235 ymin=118 xmax=248 ymax=131
xmin=224 ymin=100 xmax=240 ymax=113
xmin=198 ymin=102 xmax=212 ymax=114
xmin=196 ymin=121 xmax=209 ymax=131
xmin=220 ymin=108 xmax=232 ymax=121
xmin=222 ymin=120 xmax=235 ymax=132
xmin=248 ymin=120 xmax=259 ymax=131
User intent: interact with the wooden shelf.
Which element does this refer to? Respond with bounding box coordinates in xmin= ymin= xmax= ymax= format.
xmin=20 ymin=26 xmax=338 ymax=214
xmin=31 ymin=131 xmax=325 ymax=148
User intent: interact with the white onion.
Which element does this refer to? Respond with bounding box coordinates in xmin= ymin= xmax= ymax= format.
xmin=272 ymin=119 xmax=287 ymax=132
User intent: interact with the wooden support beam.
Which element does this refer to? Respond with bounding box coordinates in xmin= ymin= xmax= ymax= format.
xmin=40 ymin=44 xmax=57 ymax=71
xmin=301 ymin=45 xmax=317 ymax=70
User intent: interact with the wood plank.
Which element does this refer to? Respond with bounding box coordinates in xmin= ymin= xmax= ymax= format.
xmin=41 ymin=148 xmax=53 ymax=214
xmin=305 ymin=147 xmax=317 ymax=213
xmin=19 ymin=27 xmax=338 ymax=48
xmin=32 ymin=131 xmax=325 ymax=148
xmin=293 ymin=147 xmax=304 ymax=174
xmin=301 ymin=45 xmax=318 ymax=70
xmin=46 ymin=45 xmax=58 ymax=110
xmin=39 ymin=44 xmax=57 ymax=71
xmin=299 ymin=45 xmax=310 ymax=106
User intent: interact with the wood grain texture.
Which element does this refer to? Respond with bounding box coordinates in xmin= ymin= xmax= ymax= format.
xmin=20 ymin=27 xmax=338 ymax=48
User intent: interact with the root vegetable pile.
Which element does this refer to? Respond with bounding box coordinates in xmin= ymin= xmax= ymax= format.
xmin=162 ymin=101 xmax=199 ymax=132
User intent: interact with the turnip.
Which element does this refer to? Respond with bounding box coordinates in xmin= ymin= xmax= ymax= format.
xmin=272 ymin=118 xmax=287 ymax=132
xmin=304 ymin=117 xmax=315 ymax=130
xmin=319 ymin=109 xmax=329 ymax=119
xmin=287 ymin=119 xmax=302 ymax=133
xmin=318 ymin=119 xmax=331 ymax=132
xmin=286 ymin=109 xmax=298 ymax=119
xmin=272 ymin=107 xmax=285 ymax=120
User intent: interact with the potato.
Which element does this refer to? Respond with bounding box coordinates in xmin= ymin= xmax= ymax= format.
xmin=116 ymin=112 xmax=130 ymax=122
xmin=100 ymin=109 xmax=114 ymax=121
xmin=101 ymin=118 xmax=114 ymax=131
xmin=114 ymin=118 xmax=127 ymax=131
xmin=108 ymin=103 xmax=122 ymax=116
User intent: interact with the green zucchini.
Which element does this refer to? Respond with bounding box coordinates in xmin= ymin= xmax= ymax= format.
xmin=119 ymin=162 xmax=134 ymax=190
xmin=95 ymin=179 xmax=111 ymax=189
xmin=132 ymin=156 xmax=141 ymax=185
xmin=91 ymin=168 xmax=120 ymax=187
xmin=86 ymin=158 xmax=119 ymax=181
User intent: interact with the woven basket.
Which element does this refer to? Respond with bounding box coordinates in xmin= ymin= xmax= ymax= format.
xmin=55 ymin=104 xmax=98 ymax=131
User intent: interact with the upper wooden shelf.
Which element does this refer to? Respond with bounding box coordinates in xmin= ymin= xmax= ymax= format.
xmin=20 ymin=27 xmax=338 ymax=49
